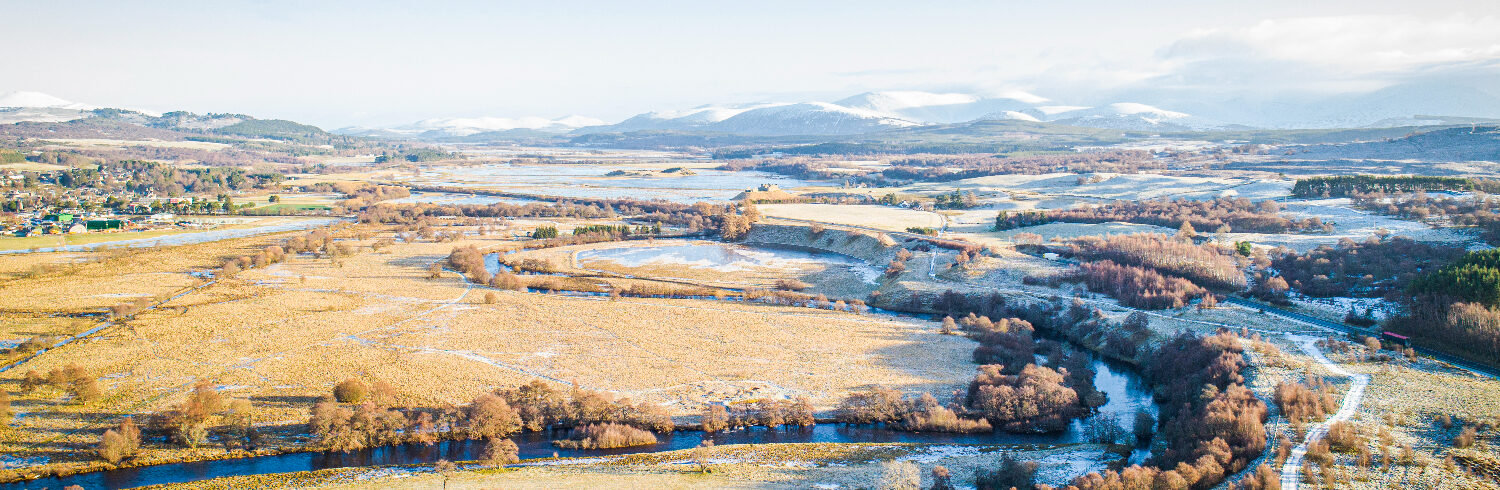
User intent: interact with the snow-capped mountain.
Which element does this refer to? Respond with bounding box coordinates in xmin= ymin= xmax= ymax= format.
xmin=580 ymin=91 xmax=1219 ymax=136
xmin=380 ymin=115 xmax=605 ymax=137
xmin=589 ymin=102 xmax=787 ymax=133
xmin=835 ymin=90 xmax=1047 ymax=124
xmin=580 ymin=100 xmax=923 ymax=136
xmin=0 ymin=91 xmax=95 ymax=110
xmin=1047 ymin=102 xmax=1218 ymax=131
xmin=0 ymin=91 xmax=99 ymax=124
xmin=700 ymin=102 xmax=920 ymax=135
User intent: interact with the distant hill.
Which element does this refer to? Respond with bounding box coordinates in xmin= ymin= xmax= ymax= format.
xmin=1291 ymin=125 xmax=1500 ymax=162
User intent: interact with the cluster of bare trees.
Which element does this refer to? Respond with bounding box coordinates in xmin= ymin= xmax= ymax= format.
xmin=1269 ymin=237 xmax=1463 ymax=299
xmin=93 ymin=381 xmax=257 ymax=463
xmin=997 ymin=197 xmax=1330 ymax=234
xmin=147 ymin=382 xmax=257 ymax=450
xmin=967 ymin=364 xmax=1081 ymax=432
xmin=1274 ymin=378 xmax=1339 ymax=424
xmin=303 ymin=182 xmax=410 ymax=210
xmin=19 ymin=363 xmax=100 ymax=403
xmin=1062 ymin=233 xmax=1248 ymax=290
xmin=303 ymin=379 xmax=687 ymax=458
xmin=717 ymin=151 xmax=1158 ymax=186
xmin=1352 ymin=192 xmax=1500 ymax=244
xmin=1065 ymin=331 xmax=1268 ymax=490
xmin=832 ymin=312 xmax=1107 ymax=434
xmin=553 ymin=423 xmax=658 ymax=449
xmin=360 ymin=192 xmax=746 ymax=237
xmin=1074 ymin=260 xmax=1209 ymax=309
xmin=832 ymin=387 xmax=991 ymax=433
xmin=699 ymin=398 xmax=816 ymax=432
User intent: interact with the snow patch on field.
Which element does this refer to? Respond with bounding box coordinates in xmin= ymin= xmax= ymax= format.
xmin=897 ymin=445 xmax=984 ymax=463
xmin=516 ymin=457 xmax=613 ymax=467
xmin=1033 ymin=448 xmax=1111 ymax=486
xmin=356 ymin=467 xmax=418 ymax=480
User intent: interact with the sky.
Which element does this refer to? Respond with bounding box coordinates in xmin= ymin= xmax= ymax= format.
xmin=3 ymin=0 xmax=1499 ymax=128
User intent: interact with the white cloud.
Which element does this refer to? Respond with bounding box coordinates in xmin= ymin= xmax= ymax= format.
xmin=1161 ymin=14 xmax=1500 ymax=74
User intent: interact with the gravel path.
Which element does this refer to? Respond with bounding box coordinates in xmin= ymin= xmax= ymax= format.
xmin=1278 ymin=334 xmax=1371 ymax=490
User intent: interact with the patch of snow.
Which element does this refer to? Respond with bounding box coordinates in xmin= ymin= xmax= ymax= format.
xmin=0 ymin=91 xmax=94 ymax=110
xmin=1032 ymin=448 xmax=1110 ymax=487
xmin=515 ymin=457 xmax=612 ymax=467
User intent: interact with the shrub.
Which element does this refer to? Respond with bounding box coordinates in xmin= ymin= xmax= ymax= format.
xmin=465 ymin=394 xmax=523 ymax=439
xmin=1275 ymin=378 xmax=1337 ymax=424
xmin=96 ymin=417 xmax=141 ymax=464
xmin=775 ymin=278 xmax=812 ymax=291
xmin=483 ymin=437 xmax=521 ymax=465
xmin=333 ymin=378 xmax=369 ymax=403
xmin=1133 ymin=410 xmax=1155 ymax=442
xmin=834 ymin=387 xmax=904 ymax=424
xmin=1326 ymin=421 xmax=1360 ymax=452
xmin=702 ymin=404 xmax=729 ymax=432
xmin=552 ymin=423 xmax=657 ymax=449
xmin=967 ymin=364 xmax=1079 ymax=431
xmin=902 ymin=393 xmax=992 ymax=433
xmin=1455 ymin=426 xmax=1479 ymax=448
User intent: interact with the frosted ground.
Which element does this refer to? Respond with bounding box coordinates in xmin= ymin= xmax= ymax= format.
xmin=905 ymin=173 xmax=1294 ymax=202
xmin=758 ymin=203 xmax=945 ymax=231
xmin=576 ymin=242 xmax=881 ymax=284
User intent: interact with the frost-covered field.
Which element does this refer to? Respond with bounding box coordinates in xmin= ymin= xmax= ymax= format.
xmin=906 ymin=173 xmax=1293 ymax=202
xmin=758 ymin=203 xmax=945 ymax=231
xmin=1229 ymin=198 xmax=1482 ymax=252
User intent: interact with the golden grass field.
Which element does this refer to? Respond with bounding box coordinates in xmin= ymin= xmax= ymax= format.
xmin=0 ymin=221 xmax=977 ymax=479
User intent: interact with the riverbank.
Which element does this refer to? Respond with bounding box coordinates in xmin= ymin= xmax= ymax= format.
xmin=139 ymin=442 xmax=1127 ymax=490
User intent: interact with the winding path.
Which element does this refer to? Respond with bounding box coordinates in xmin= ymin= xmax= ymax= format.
xmin=1277 ymin=335 xmax=1371 ymax=490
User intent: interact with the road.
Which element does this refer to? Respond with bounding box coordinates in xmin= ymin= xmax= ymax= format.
xmin=1278 ymin=335 xmax=1372 ymax=490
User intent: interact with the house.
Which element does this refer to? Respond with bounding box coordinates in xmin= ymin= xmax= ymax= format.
xmin=86 ymin=219 xmax=123 ymax=231
xmin=42 ymin=213 xmax=73 ymax=223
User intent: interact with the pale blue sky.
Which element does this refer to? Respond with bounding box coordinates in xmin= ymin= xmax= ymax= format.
xmin=3 ymin=1 xmax=1498 ymax=127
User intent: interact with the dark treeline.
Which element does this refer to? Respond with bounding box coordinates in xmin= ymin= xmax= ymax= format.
xmin=880 ymin=151 xmax=1156 ymax=183
xmin=1054 ymin=233 xmax=1248 ymax=291
xmin=1394 ymin=249 xmax=1500 ymax=366
xmin=1292 ymin=175 xmax=1500 ymax=198
xmin=1269 ymin=237 xmax=1464 ymax=299
xmin=51 ymin=160 xmax=282 ymax=196
xmin=996 ymin=198 xmax=1330 ymax=234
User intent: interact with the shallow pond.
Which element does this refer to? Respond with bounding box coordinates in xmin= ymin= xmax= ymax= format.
xmin=8 ymin=356 xmax=1154 ymax=490
xmin=418 ymin=164 xmax=832 ymax=203
xmin=575 ymin=243 xmax=882 ymax=284
xmin=383 ymin=191 xmax=541 ymax=206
